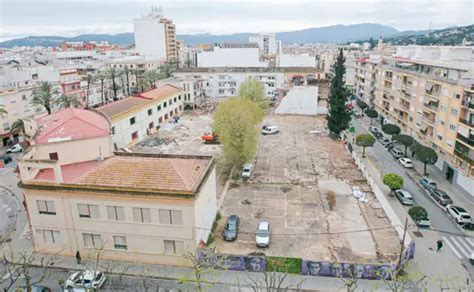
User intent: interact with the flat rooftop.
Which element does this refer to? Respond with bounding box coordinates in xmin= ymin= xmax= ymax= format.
xmin=27 ymin=153 xmax=214 ymax=195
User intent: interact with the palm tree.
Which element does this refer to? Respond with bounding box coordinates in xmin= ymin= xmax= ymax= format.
xmin=31 ymin=81 xmax=57 ymax=114
xmin=121 ymin=66 xmax=131 ymax=96
xmin=0 ymin=105 xmax=7 ymax=116
xmin=144 ymin=69 xmax=160 ymax=89
xmin=82 ymin=73 xmax=96 ymax=109
xmin=56 ymin=94 xmax=80 ymax=109
xmin=96 ymin=71 xmax=107 ymax=105
xmin=105 ymin=67 xmax=121 ymax=100
xmin=11 ymin=119 xmax=25 ymax=135
xmin=159 ymin=63 xmax=175 ymax=79
xmin=137 ymin=79 xmax=148 ymax=93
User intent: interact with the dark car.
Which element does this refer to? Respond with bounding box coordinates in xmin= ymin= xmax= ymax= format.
xmin=223 ymin=215 xmax=240 ymax=241
xmin=430 ymin=189 xmax=453 ymax=206
xmin=0 ymin=155 xmax=12 ymax=164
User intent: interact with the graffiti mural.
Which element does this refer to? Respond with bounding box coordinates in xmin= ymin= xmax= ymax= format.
xmin=197 ymin=250 xmax=266 ymax=272
xmin=302 ymin=261 xmax=397 ymax=280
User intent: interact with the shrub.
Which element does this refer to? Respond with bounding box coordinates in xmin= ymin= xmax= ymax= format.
xmin=266 ymin=256 xmax=302 ymax=274
xmin=383 ymin=173 xmax=404 ymax=191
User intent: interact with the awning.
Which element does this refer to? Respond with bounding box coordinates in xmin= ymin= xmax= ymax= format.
xmin=398 ymin=62 xmax=415 ymax=67
xmin=419 ymin=124 xmax=428 ymax=131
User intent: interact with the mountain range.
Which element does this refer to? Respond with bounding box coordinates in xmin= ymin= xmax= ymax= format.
xmin=0 ymin=23 xmax=466 ymax=48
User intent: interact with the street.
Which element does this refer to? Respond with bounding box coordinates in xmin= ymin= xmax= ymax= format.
xmin=351 ymin=116 xmax=474 ymax=277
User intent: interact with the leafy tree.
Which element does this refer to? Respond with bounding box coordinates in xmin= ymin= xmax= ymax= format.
xmin=238 ymin=78 xmax=268 ymax=110
xmin=357 ymin=99 xmax=368 ymax=114
xmin=106 ymin=67 xmax=121 ymax=100
xmin=414 ymin=145 xmax=438 ymax=175
xmin=383 ymin=173 xmax=404 ymax=192
xmin=144 ymin=69 xmax=160 ymax=89
xmin=159 ymin=63 xmax=175 ymax=79
xmin=31 ymin=81 xmax=57 ymax=114
xmin=393 ymin=134 xmax=414 ymax=156
xmin=364 ymin=109 xmax=378 ymax=125
xmin=355 ymin=134 xmax=375 ymax=158
xmin=56 ymin=94 xmax=80 ymax=109
xmin=95 ymin=71 xmax=107 ymax=105
xmin=327 ymin=48 xmax=351 ymax=135
xmin=408 ymin=206 xmax=428 ymax=225
xmin=382 ymin=123 xmax=401 ymax=139
xmin=212 ymin=97 xmax=263 ymax=168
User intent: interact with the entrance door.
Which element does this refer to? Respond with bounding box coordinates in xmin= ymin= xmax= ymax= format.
xmin=446 ymin=166 xmax=455 ymax=183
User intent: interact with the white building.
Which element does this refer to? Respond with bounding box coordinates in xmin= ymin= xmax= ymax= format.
xmin=97 ymin=84 xmax=184 ymax=149
xmin=197 ymin=44 xmax=268 ymax=68
xmin=249 ymin=33 xmax=281 ymax=56
xmin=133 ymin=6 xmax=177 ymax=61
xmin=278 ymin=54 xmax=316 ymax=67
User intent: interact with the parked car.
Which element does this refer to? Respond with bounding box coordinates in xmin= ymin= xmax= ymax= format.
xmin=374 ymin=132 xmax=384 ymax=139
xmin=6 ymin=143 xmax=22 ymax=154
xmin=241 ymin=164 xmax=253 ymax=178
xmin=446 ymin=205 xmax=472 ymax=224
xmin=394 ymin=189 xmax=414 ymax=205
xmin=0 ymin=155 xmax=12 ymax=164
xmin=385 ymin=142 xmax=395 ymax=149
xmin=430 ymin=189 xmax=453 ymax=206
xmin=419 ymin=177 xmax=437 ymax=191
xmin=399 ymin=158 xmax=413 ymax=168
xmin=256 ymin=221 xmax=271 ymax=247
xmin=65 ymin=270 xmax=107 ymax=289
xmin=408 ymin=206 xmax=431 ymax=228
xmin=262 ymin=125 xmax=279 ymax=135
xmin=389 ymin=147 xmax=404 ymax=159
xmin=368 ymin=126 xmax=379 ymax=134
xmin=223 ymin=215 xmax=240 ymax=241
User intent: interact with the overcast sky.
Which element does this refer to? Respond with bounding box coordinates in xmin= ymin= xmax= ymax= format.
xmin=0 ymin=0 xmax=472 ymax=41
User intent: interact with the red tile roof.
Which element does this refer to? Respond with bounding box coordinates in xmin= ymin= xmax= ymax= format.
xmin=135 ymin=84 xmax=181 ymax=101
xmin=35 ymin=108 xmax=109 ymax=144
xmin=34 ymin=160 xmax=104 ymax=182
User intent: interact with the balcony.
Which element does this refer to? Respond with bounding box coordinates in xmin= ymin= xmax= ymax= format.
xmin=425 ymin=83 xmax=441 ymax=98
xmin=459 ymin=118 xmax=474 ymax=128
xmin=457 ymin=133 xmax=474 ymax=146
xmin=422 ymin=114 xmax=435 ymax=124
xmin=454 ymin=141 xmax=474 ymax=165
xmin=424 ymin=100 xmax=439 ymax=112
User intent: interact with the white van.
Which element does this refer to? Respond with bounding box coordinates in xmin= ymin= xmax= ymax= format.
xmin=389 ymin=148 xmax=404 ymax=159
xmin=262 ymin=125 xmax=279 ymax=135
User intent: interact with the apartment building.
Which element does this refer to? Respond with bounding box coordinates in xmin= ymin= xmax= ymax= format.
xmin=108 ymin=57 xmax=164 ymax=91
xmin=156 ymin=76 xmax=204 ymax=109
xmin=249 ymin=33 xmax=281 ymax=56
xmin=18 ymin=108 xmax=217 ymax=266
xmin=355 ymin=56 xmax=381 ymax=106
xmin=197 ymin=44 xmax=268 ymax=68
xmin=60 ymin=69 xmax=83 ymax=99
xmin=133 ymin=6 xmax=177 ymax=62
xmin=97 ymin=84 xmax=183 ymax=149
xmin=368 ymin=56 xmax=474 ymax=196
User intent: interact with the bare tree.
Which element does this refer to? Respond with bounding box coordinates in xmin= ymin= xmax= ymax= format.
xmin=1 ymin=248 xmax=57 ymax=291
xmin=246 ymin=271 xmax=304 ymax=292
xmin=373 ymin=265 xmax=429 ymax=292
xmin=338 ymin=264 xmax=358 ymax=292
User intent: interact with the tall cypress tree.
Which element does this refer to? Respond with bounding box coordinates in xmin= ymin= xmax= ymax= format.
xmin=327 ymin=48 xmax=351 ymax=136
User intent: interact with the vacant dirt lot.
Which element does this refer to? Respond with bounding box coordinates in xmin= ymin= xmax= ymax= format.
xmin=215 ymin=115 xmax=399 ymax=264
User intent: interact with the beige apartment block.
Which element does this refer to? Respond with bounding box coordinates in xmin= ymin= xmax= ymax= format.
xmin=369 ymin=57 xmax=473 ymax=196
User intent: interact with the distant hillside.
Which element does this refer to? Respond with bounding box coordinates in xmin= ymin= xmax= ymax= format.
xmin=357 ymin=24 xmax=474 ymax=46
xmin=2 ymin=23 xmax=471 ymax=48
xmin=0 ymin=23 xmax=400 ymax=48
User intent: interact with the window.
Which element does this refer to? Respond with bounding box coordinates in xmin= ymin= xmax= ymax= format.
xmin=163 ymin=101 xmax=167 ymax=108
xmin=111 ymin=127 xmax=115 ymax=135
xmin=437 ymin=135 xmax=443 ymax=141
xmin=440 ymin=120 xmax=445 ymax=126
xmin=133 ymin=207 xmax=151 ymax=223
xmin=451 ymin=109 xmax=458 ymax=116
xmin=130 ymin=117 xmax=136 ymax=125
xmin=164 ymin=240 xmax=184 ymax=254
xmin=83 ymin=233 xmax=102 ymax=248
xmin=174 ymin=97 xmax=177 ymax=102
xmin=49 ymin=152 xmax=59 ymax=160
xmin=449 ymin=124 xmax=456 ymax=132
xmin=41 ymin=229 xmax=60 ymax=244
xmin=131 ymin=131 xmax=138 ymax=140
xmin=113 ymin=236 xmax=127 ymax=250
xmin=455 ymin=93 xmax=461 ymax=99
xmin=178 ymin=95 xmax=181 ymax=100
xmin=447 ymin=140 xmax=453 ymax=147
xmin=169 ymin=99 xmax=172 ymax=105
xmin=158 ymin=209 xmax=183 ymax=225
xmin=78 ymin=204 xmax=100 ymax=219
xmin=37 ymin=200 xmax=56 ymax=215
xmin=157 ymin=105 xmax=161 ymax=111
xmin=147 ymin=108 xmax=153 ymax=116
xmin=107 ymin=206 xmax=125 ymax=221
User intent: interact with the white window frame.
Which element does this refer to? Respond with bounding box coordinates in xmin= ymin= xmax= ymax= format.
xmin=113 ymin=236 xmax=127 ymax=250
xmin=37 ymin=200 xmax=56 ymax=215
xmin=78 ymin=203 xmax=100 ymax=219
xmin=41 ymin=229 xmax=60 ymax=244
xmin=83 ymin=233 xmax=102 ymax=248
xmin=164 ymin=240 xmax=184 ymax=254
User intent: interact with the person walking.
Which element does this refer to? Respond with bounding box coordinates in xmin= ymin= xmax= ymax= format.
xmin=75 ymin=251 xmax=81 ymax=264
xmin=436 ymin=239 xmax=443 ymax=252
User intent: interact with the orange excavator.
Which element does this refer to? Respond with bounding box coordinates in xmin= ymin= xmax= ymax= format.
xmin=201 ymin=132 xmax=220 ymax=144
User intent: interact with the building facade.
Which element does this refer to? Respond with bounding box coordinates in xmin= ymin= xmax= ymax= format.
xmin=249 ymin=33 xmax=281 ymax=56
xmin=197 ymin=44 xmax=268 ymax=68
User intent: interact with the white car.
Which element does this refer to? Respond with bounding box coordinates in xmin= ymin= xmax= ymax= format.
xmin=65 ymin=270 xmax=107 ymax=289
xmin=446 ymin=205 xmax=472 ymax=224
xmin=262 ymin=125 xmax=279 ymax=135
xmin=399 ymin=157 xmax=413 ymax=168
xmin=368 ymin=126 xmax=379 ymax=134
xmin=6 ymin=143 xmax=22 ymax=154
xmin=242 ymin=164 xmax=253 ymax=178
xmin=256 ymin=221 xmax=271 ymax=247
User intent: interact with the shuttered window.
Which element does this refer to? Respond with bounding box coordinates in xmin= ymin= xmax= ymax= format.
xmin=132 ymin=208 xmax=151 ymax=223
xmin=158 ymin=209 xmax=183 ymax=225
xmin=107 ymin=206 xmax=125 ymax=221
xmin=78 ymin=204 xmax=100 ymax=219
xmin=37 ymin=200 xmax=56 ymax=215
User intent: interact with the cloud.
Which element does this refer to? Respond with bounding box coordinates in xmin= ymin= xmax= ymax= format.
xmin=0 ymin=0 xmax=472 ymax=40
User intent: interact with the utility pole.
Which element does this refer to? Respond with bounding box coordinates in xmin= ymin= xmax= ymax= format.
xmin=397 ymin=217 xmax=409 ymax=269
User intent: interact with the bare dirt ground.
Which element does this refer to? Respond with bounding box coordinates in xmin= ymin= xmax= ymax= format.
xmin=214 ymin=115 xmax=399 ymax=264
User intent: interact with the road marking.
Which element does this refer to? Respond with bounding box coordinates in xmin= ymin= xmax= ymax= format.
xmin=458 ymin=237 xmax=473 ymax=253
xmin=466 ymin=237 xmax=474 ymax=246
xmin=449 ymin=236 xmax=470 ymax=258
xmin=443 ymin=236 xmax=462 ymax=259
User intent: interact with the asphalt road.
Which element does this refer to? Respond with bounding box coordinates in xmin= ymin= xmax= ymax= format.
xmin=351 ymin=117 xmax=474 ymax=272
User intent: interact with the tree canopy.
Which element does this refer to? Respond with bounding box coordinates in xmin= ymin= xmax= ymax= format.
xmin=357 ymin=99 xmax=368 ymax=112
xmin=383 ymin=173 xmax=404 ymax=191
xmin=327 ymin=49 xmax=351 ymax=136
xmin=382 ymin=124 xmax=401 ymax=138
xmin=238 ymin=78 xmax=268 ymax=111
xmin=56 ymin=94 xmax=80 ymax=109
xmin=393 ymin=134 xmax=415 ymax=156
xmin=355 ymin=133 xmax=376 ymax=157
xmin=414 ymin=145 xmax=438 ymax=175
xmin=31 ymin=81 xmax=57 ymax=115
xmin=364 ymin=109 xmax=378 ymax=125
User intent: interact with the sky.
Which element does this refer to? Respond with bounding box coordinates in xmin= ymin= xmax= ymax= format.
xmin=0 ymin=0 xmax=472 ymax=42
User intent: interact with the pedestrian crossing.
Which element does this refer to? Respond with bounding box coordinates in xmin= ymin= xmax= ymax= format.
xmin=442 ymin=236 xmax=474 ymax=259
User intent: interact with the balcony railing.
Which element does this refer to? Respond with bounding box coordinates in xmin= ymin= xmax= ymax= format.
xmin=459 ymin=118 xmax=474 ymax=127
xmin=457 ymin=133 xmax=474 ymax=146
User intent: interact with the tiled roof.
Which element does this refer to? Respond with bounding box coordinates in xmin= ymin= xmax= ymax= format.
xmin=97 ymin=96 xmax=150 ymax=120
xmin=35 ymin=108 xmax=109 ymax=144
xmin=72 ymin=154 xmax=213 ymax=194
xmin=135 ymin=84 xmax=181 ymax=101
